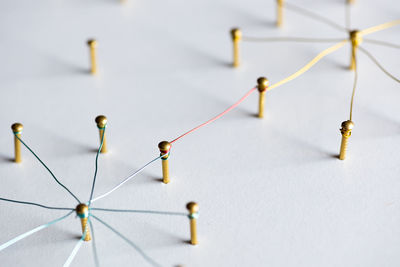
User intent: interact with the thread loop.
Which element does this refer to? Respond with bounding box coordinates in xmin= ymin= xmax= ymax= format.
xmin=188 ymin=212 xmax=199 ymax=220
xmin=160 ymin=151 xmax=171 ymax=160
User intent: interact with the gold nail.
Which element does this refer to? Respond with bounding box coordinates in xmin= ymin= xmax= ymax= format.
xmin=339 ymin=120 xmax=354 ymax=160
xmin=186 ymin=202 xmax=199 ymax=245
xmin=95 ymin=115 xmax=108 ymax=153
xmin=349 ymin=30 xmax=362 ymax=70
xmin=87 ymin=39 xmax=98 ymax=75
xmin=11 ymin=123 xmax=23 ymax=163
xmin=158 ymin=141 xmax=171 ymax=184
xmin=277 ymin=0 xmax=284 ymax=27
xmin=230 ymin=28 xmax=242 ymax=68
xmin=76 ymin=204 xmax=91 ymax=241
xmin=257 ymin=77 xmax=269 ymax=118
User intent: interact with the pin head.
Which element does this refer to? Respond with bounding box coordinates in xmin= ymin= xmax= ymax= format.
xmin=11 ymin=123 xmax=23 ymax=133
xmin=230 ymin=28 xmax=242 ymax=41
xmin=341 ymin=120 xmax=354 ymax=131
xmin=76 ymin=203 xmax=89 ymax=216
xmin=257 ymin=77 xmax=269 ymax=92
xmin=95 ymin=115 xmax=107 ymax=128
xmin=349 ymin=30 xmax=362 ymax=46
xmin=186 ymin=202 xmax=199 ymax=214
xmin=158 ymin=141 xmax=171 ymax=153
xmin=87 ymin=39 xmax=98 ymax=47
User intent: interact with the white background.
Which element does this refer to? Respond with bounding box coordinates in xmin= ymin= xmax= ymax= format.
xmin=0 ymin=0 xmax=399 ymax=266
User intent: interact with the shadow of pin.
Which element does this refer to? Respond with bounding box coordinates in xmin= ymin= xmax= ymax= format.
xmin=0 ymin=154 xmax=15 ymax=163
xmin=89 ymin=148 xmax=100 ymax=153
xmin=152 ymin=177 xmax=164 ymax=183
xmin=249 ymin=113 xmax=261 ymax=118
xmin=181 ymin=240 xmax=192 ymax=245
xmin=330 ymin=153 xmax=340 ymax=160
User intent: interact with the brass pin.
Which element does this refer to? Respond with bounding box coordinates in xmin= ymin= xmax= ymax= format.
xmin=339 ymin=120 xmax=354 ymax=160
xmin=76 ymin=204 xmax=91 ymax=241
xmin=95 ymin=115 xmax=108 ymax=153
xmin=230 ymin=28 xmax=242 ymax=68
xmin=158 ymin=141 xmax=171 ymax=184
xmin=186 ymin=202 xmax=199 ymax=245
xmin=277 ymin=0 xmax=284 ymax=27
xmin=257 ymin=77 xmax=270 ymax=118
xmin=87 ymin=39 xmax=98 ymax=74
xmin=349 ymin=30 xmax=362 ymax=70
xmin=11 ymin=123 xmax=23 ymax=163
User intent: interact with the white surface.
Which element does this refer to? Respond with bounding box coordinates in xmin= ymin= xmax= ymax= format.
xmin=0 ymin=0 xmax=400 ymax=266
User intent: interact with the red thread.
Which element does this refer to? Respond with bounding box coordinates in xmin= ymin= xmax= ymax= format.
xmin=170 ymin=87 xmax=257 ymax=144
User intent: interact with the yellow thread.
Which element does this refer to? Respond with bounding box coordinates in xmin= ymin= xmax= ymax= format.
xmin=360 ymin=19 xmax=400 ymax=36
xmin=349 ymin=57 xmax=358 ymax=121
xmin=363 ymin=39 xmax=400 ymax=49
xmin=268 ymin=40 xmax=348 ymax=91
xmin=239 ymin=20 xmax=398 ymax=92
xmin=359 ymin=46 xmax=400 ymax=83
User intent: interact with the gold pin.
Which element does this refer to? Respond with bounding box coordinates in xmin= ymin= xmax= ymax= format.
xmin=87 ymin=39 xmax=98 ymax=74
xmin=95 ymin=115 xmax=108 ymax=153
xmin=230 ymin=28 xmax=242 ymax=68
xmin=257 ymin=77 xmax=270 ymax=118
xmin=76 ymin=204 xmax=91 ymax=241
xmin=347 ymin=0 xmax=355 ymax=4
xmin=339 ymin=120 xmax=354 ymax=160
xmin=186 ymin=202 xmax=199 ymax=245
xmin=349 ymin=30 xmax=362 ymax=70
xmin=158 ymin=141 xmax=171 ymax=184
xmin=11 ymin=123 xmax=23 ymax=163
xmin=277 ymin=0 xmax=284 ymax=27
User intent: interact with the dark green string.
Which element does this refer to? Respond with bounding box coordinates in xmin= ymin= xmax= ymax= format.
xmin=160 ymin=151 xmax=170 ymax=161
xmin=88 ymin=126 xmax=106 ymax=206
xmin=14 ymin=134 xmax=80 ymax=203
xmin=0 ymin=197 xmax=73 ymax=211
xmin=89 ymin=219 xmax=100 ymax=267
xmin=91 ymin=207 xmax=186 ymax=216
xmin=91 ymin=215 xmax=162 ymax=267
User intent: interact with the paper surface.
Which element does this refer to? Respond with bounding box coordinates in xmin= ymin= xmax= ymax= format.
xmin=0 ymin=0 xmax=399 ymax=266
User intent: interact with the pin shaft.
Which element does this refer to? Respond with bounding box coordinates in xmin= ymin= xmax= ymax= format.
xmin=339 ymin=120 xmax=354 ymax=160
xmin=158 ymin=141 xmax=171 ymax=184
xmin=258 ymin=91 xmax=266 ymax=118
xmin=11 ymin=123 xmax=23 ymax=163
xmin=98 ymin=128 xmax=107 ymax=153
xmin=256 ymin=77 xmax=269 ymax=118
xmin=88 ymin=40 xmax=98 ymax=75
xmin=339 ymin=135 xmax=350 ymax=160
xmin=349 ymin=31 xmax=362 ymax=70
xmin=80 ymin=217 xmax=91 ymax=241
xmin=231 ymin=29 xmax=242 ymax=67
xmin=277 ymin=0 xmax=284 ymax=27
xmin=186 ymin=202 xmax=199 ymax=245
xmin=189 ymin=219 xmax=198 ymax=245
xmin=76 ymin=204 xmax=91 ymax=242
xmin=161 ymin=159 xmax=170 ymax=184
xmin=14 ymin=134 xmax=22 ymax=163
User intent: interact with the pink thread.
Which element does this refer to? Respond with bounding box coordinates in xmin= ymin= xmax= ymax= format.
xmin=170 ymin=87 xmax=257 ymax=144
